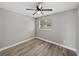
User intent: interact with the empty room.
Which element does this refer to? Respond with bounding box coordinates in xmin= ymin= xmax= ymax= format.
xmin=0 ymin=2 xmax=79 ymax=56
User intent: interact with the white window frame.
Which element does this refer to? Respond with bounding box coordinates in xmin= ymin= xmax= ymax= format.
xmin=39 ymin=20 xmax=52 ymax=30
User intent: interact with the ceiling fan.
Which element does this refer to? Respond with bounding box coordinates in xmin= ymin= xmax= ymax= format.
xmin=26 ymin=2 xmax=53 ymax=15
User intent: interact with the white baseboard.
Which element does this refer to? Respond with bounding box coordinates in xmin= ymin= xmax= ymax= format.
xmin=0 ymin=37 xmax=34 ymax=52
xmin=0 ymin=36 xmax=77 ymax=55
xmin=35 ymin=37 xmax=77 ymax=52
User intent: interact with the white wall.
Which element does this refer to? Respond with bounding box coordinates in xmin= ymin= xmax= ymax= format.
xmin=36 ymin=9 xmax=77 ymax=49
xmin=77 ymin=6 xmax=79 ymax=54
xmin=0 ymin=8 xmax=35 ymax=49
xmin=0 ymin=7 xmax=77 ymax=52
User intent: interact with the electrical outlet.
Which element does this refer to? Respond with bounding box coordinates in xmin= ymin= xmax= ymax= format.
xmin=63 ymin=41 xmax=66 ymax=44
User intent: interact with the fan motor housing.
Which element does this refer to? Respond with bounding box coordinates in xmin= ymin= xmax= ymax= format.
xmin=36 ymin=6 xmax=42 ymax=11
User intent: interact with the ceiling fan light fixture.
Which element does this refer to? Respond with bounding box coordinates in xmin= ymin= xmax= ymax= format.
xmin=26 ymin=2 xmax=52 ymax=15
xmin=37 ymin=11 xmax=41 ymax=14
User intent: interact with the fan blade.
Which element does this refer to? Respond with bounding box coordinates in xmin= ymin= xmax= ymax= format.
xmin=42 ymin=9 xmax=52 ymax=11
xmin=26 ymin=9 xmax=36 ymax=11
xmin=33 ymin=11 xmax=38 ymax=15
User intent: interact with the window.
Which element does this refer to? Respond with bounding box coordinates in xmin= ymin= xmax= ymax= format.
xmin=39 ymin=19 xmax=52 ymax=30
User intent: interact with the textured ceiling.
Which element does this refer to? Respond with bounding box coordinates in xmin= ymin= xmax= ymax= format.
xmin=0 ymin=2 xmax=79 ymax=18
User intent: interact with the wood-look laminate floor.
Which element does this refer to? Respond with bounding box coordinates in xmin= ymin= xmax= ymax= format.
xmin=0 ymin=38 xmax=77 ymax=56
